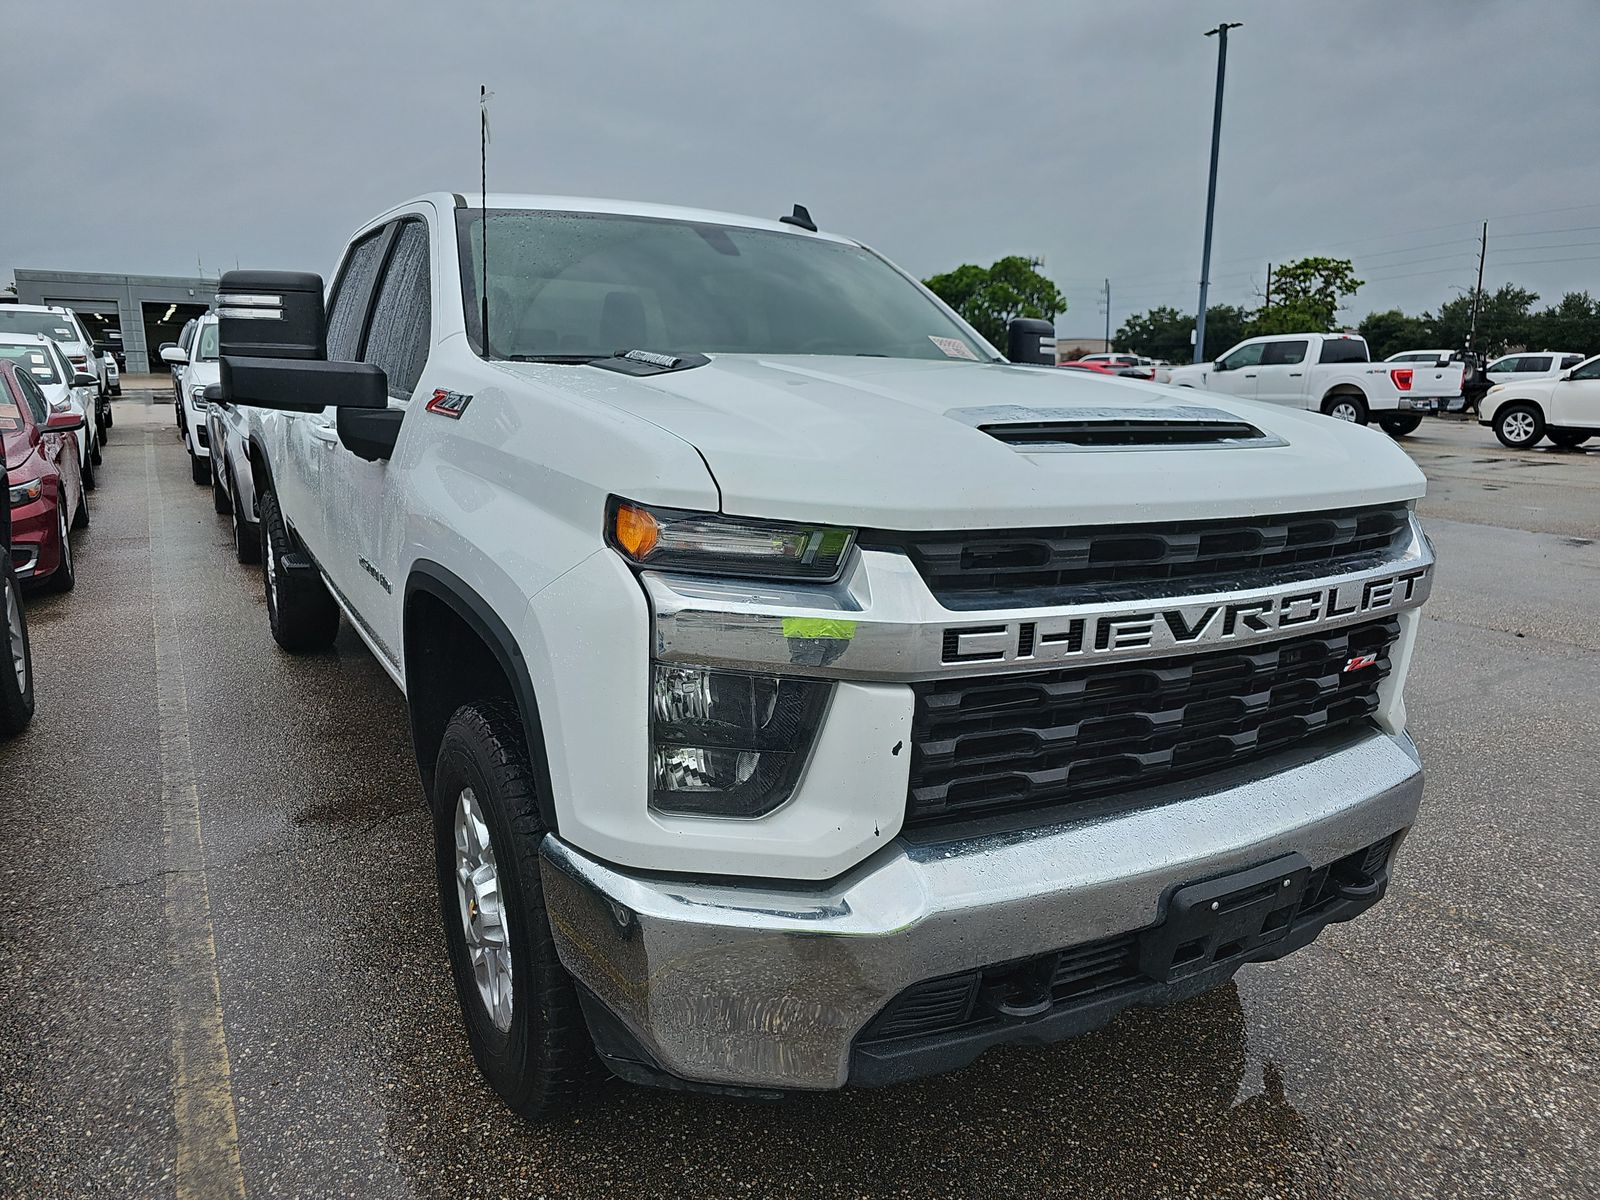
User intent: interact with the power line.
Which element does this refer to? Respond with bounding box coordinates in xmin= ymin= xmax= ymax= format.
xmin=1490 ymin=253 xmax=1600 ymax=269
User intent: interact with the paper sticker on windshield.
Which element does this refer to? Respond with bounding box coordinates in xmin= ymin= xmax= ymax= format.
xmin=929 ymin=336 xmax=978 ymax=361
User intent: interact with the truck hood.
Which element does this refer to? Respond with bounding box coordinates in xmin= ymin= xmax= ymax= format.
xmin=508 ymin=355 xmax=1426 ymax=529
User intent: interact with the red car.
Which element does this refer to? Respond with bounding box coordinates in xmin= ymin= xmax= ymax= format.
xmin=1058 ymin=360 xmax=1120 ymax=374
xmin=2 ymin=361 xmax=88 ymax=592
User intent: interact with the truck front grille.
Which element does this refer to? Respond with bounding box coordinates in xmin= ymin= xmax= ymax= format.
xmin=868 ymin=503 xmax=1410 ymax=609
xmin=905 ymin=618 xmax=1399 ymax=827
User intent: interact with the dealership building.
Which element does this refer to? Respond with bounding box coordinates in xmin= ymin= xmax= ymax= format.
xmin=10 ymin=269 xmax=218 ymax=374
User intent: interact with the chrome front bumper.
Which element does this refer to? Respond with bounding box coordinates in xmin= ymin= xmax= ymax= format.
xmin=541 ymin=727 xmax=1424 ymax=1092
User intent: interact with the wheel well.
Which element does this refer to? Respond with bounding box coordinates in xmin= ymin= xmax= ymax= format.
xmin=1322 ymin=385 xmax=1366 ymax=405
xmin=402 ymin=570 xmax=559 ymax=829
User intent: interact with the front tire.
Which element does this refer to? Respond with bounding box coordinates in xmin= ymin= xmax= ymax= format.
xmin=1547 ymin=428 xmax=1592 ymax=449
xmin=432 ymin=701 xmax=592 ymax=1118
xmin=212 ymin=459 xmax=232 ymax=514
xmin=1322 ymin=393 xmax=1369 ymax=425
xmin=0 ymin=557 xmax=34 ymax=736
xmin=230 ymin=466 xmax=259 ymax=565
xmin=1378 ymin=413 xmax=1423 ymax=437
xmin=258 ymin=489 xmax=338 ymax=652
xmin=80 ymin=447 xmax=96 ymax=492
xmin=190 ymin=450 xmax=210 ymax=486
xmin=1494 ymin=403 xmax=1545 ymax=449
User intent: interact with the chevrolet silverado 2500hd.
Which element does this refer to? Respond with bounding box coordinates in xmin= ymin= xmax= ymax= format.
xmin=217 ymin=194 xmax=1433 ymax=1115
xmin=1163 ymin=332 xmax=1462 ymax=436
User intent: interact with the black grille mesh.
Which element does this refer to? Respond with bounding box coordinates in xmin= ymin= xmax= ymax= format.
xmin=906 ymin=618 xmax=1399 ymax=827
xmin=868 ymin=503 xmax=1410 ymax=609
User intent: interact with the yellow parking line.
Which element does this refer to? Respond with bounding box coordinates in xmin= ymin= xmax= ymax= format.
xmin=146 ymin=433 xmax=247 ymax=1200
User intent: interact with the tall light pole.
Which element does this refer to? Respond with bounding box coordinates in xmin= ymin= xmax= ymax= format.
xmin=1193 ymin=21 xmax=1242 ymax=363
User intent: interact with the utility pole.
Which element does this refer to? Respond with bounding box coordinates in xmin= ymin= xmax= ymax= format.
xmin=1102 ymin=278 xmax=1111 ymax=351
xmin=1264 ymin=262 xmax=1273 ymax=310
xmin=1466 ymin=221 xmax=1488 ymax=353
xmin=1193 ymin=21 xmax=1243 ymax=363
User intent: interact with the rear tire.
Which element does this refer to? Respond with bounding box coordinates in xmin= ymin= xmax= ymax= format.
xmin=45 ymin=503 xmax=75 ymax=594
xmin=0 ymin=557 xmax=34 ymax=736
xmin=1378 ymin=413 xmax=1423 ymax=437
xmin=80 ymin=448 xmax=95 ymax=492
xmin=259 ymin=488 xmax=338 ymax=652
xmin=230 ymin=466 xmax=259 ymax=565
xmin=212 ymin=460 xmax=232 ymax=514
xmin=1494 ymin=403 xmax=1545 ymax=449
xmin=1547 ymin=428 xmax=1592 ymax=449
xmin=71 ymin=492 xmax=90 ymax=531
xmin=1322 ymin=392 xmax=1369 ymax=425
xmin=432 ymin=700 xmax=593 ymax=1118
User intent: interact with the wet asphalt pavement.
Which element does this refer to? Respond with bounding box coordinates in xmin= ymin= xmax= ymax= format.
xmin=0 ymin=398 xmax=1596 ymax=1199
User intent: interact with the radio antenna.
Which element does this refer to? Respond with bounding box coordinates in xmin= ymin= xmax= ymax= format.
xmin=480 ymin=85 xmax=492 ymax=353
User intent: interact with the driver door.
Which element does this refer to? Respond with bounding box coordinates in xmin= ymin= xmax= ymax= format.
xmin=1549 ymin=358 xmax=1600 ymax=429
xmin=1211 ymin=340 xmax=1266 ymax=398
xmin=1253 ymin=339 xmax=1311 ymax=407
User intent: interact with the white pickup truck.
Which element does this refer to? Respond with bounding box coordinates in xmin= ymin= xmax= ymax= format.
xmin=217 ymin=193 xmax=1434 ymax=1115
xmin=1163 ymin=332 xmax=1462 ymax=436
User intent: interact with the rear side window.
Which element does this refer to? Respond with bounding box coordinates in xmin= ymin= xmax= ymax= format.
xmin=325 ymin=230 xmax=389 ymax=363
xmin=1561 ymin=354 xmax=1584 ymax=369
xmin=361 ymin=220 xmax=432 ymax=400
xmin=1318 ymin=338 xmax=1370 ymax=364
xmin=1261 ymin=340 xmax=1308 ymax=365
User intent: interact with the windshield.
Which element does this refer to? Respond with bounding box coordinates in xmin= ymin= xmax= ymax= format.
xmin=456 ymin=209 xmax=990 ymax=363
xmin=197 ymin=323 xmax=219 ymax=361
xmin=0 ymin=310 xmax=81 ymax=345
xmin=0 ymin=342 xmax=62 ymax=384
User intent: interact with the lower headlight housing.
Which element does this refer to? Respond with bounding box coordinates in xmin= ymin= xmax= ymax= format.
xmin=650 ymin=664 xmax=831 ymax=817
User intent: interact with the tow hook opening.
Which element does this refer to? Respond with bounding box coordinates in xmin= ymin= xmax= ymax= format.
xmin=979 ymin=955 xmax=1059 ymax=1019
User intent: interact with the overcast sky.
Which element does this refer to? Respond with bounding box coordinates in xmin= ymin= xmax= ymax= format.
xmin=5 ymin=0 xmax=1598 ymax=335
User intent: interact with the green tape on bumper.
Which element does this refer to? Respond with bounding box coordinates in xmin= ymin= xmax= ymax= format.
xmin=782 ymin=617 xmax=857 ymax=640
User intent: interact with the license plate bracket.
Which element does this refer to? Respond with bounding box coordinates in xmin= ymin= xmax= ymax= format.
xmin=1137 ymin=853 xmax=1312 ymax=983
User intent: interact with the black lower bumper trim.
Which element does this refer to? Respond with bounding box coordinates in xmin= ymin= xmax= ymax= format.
xmin=848 ymin=834 xmax=1398 ymax=1088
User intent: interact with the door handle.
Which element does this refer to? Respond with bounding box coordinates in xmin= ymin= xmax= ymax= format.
xmin=309 ymin=425 xmax=340 ymax=445
xmin=1289 ymin=372 xmax=1303 ymax=377
xmin=1243 ymin=372 xmax=1257 ymax=378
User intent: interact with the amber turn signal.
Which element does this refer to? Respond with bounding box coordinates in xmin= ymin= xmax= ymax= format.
xmin=612 ymin=503 xmax=661 ymax=559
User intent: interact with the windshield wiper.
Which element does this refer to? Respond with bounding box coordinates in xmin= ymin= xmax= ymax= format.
xmin=504 ymin=353 xmax=606 ymax=364
xmin=588 ymin=349 xmax=711 ymax=377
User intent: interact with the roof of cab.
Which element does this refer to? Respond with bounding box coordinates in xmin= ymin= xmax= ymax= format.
xmin=364 ymin=192 xmax=860 ymax=246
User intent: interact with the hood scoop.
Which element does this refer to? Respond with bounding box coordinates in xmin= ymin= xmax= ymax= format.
xmin=954 ymin=404 xmax=1286 ymax=452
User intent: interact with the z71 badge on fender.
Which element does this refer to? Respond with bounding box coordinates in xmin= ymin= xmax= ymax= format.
xmin=425 ymin=388 xmax=473 ymax=418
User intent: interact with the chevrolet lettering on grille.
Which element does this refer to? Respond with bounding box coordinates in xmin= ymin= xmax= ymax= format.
xmin=943 ymin=565 xmax=1432 ymax=666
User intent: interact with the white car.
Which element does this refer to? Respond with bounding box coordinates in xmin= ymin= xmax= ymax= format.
xmin=0 ymin=304 xmax=110 ymax=440
xmin=0 ymin=334 xmax=99 ymax=490
xmin=1484 ymin=350 xmax=1585 ymax=387
xmin=1480 ymin=353 xmax=1600 ymax=449
xmin=1164 ymin=332 xmax=1462 ymax=435
xmin=217 ymin=192 xmax=1434 ymax=1111
xmin=103 ymin=353 xmax=120 ymax=396
xmin=160 ymin=314 xmax=218 ymax=485
xmin=205 ymin=377 xmax=262 ymax=563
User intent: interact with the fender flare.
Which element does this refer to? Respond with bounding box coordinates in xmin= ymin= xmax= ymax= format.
xmin=403 ymin=560 xmax=560 ymax=832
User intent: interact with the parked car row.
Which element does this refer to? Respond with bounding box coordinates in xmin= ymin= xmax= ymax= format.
xmin=159 ymin=313 xmax=220 ymax=485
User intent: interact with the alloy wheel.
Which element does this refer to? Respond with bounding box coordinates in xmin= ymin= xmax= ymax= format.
xmin=454 ymin=786 xmax=514 ymax=1032
xmin=1331 ymin=401 xmax=1360 ymax=422
xmin=1503 ymin=411 xmax=1537 ymax=445
xmin=4 ymin=577 xmax=24 ymax=691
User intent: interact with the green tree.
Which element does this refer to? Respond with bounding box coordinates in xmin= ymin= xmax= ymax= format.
xmin=923 ymin=256 xmax=1066 ymax=349
xmin=1430 ymin=284 xmax=1538 ymax=354
xmin=1115 ymin=303 xmax=1250 ymax=362
xmin=1248 ymin=256 xmax=1364 ymax=336
xmin=1528 ymin=291 xmax=1600 ymax=353
xmin=1358 ymin=309 xmax=1434 ymax=359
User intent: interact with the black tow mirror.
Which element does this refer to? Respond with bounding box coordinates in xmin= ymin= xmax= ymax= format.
xmin=1006 ymin=318 xmax=1057 ymax=365
xmin=217 ymin=269 xmax=387 ymax=412
xmin=70 ymin=372 xmax=97 ymax=388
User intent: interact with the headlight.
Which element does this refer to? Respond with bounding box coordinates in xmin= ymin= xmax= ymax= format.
xmin=8 ymin=479 xmax=44 ymax=506
xmin=650 ymin=664 xmax=831 ymax=817
xmin=608 ymin=499 xmax=855 ymax=582
xmin=189 ymin=386 xmax=210 ymax=410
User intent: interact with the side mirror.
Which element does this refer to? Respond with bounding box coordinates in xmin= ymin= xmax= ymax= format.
xmin=71 ymin=371 xmax=97 ymax=388
xmin=1006 ymin=317 xmax=1056 ymax=365
xmin=203 ymin=384 xmax=225 ymax=405
xmin=217 ymin=269 xmax=387 ymax=412
xmin=45 ymin=411 xmax=86 ymax=434
xmin=1213 ymin=360 xmax=1228 ymax=372
xmin=160 ymin=345 xmax=188 ymax=366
